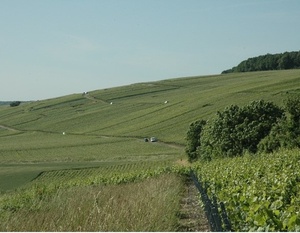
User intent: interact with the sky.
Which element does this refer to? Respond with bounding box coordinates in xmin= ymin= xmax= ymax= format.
xmin=1 ymin=0 xmax=300 ymax=101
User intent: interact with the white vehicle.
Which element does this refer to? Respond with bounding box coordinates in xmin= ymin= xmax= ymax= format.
xmin=150 ymin=137 xmax=157 ymax=142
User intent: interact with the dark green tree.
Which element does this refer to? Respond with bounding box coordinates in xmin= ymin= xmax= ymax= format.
xmin=10 ymin=101 xmax=21 ymax=107
xmin=258 ymin=95 xmax=300 ymax=152
xmin=285 ymin=94 xmax=300 ymax=133
xmin=279 ymin=52 xmax=293 ymax=69
xmin=199 ymin=100 xmax=284 ymax=159
xmin=185 ymin=120 xmax=206 ymax=162
xmin=222 ymin=51 xmax=300 ymax=74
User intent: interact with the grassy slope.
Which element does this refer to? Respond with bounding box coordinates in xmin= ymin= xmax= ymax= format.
xmin=1 ymin=174 xmax=184 ymax=231
xmin=0 ymin=70 xmax=300 ymax=191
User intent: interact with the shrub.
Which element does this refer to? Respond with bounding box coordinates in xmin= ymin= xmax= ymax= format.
xmin=258 ymin=95 xmax=300 ymax=153
xmin=185 ymin=120 xmax=206 ymax=162
xmin=10 ymin=101 xmax=21 ymax=107
xmin=285 ymin=94 xmax=300 ymax=134
xmin=198 ymin=100 xmax=284 ymax=160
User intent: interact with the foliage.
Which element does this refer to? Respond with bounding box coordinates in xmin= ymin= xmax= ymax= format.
xmin=192 ymin=149 xmax=300 ymax=231
xmin=198 ymin=100 xmax=284 ymax=159
xmin=9 ymin=101 xmax=21 ymax=107
xmin=222 ymin=51 xmax=300 ymax=73
xmin=258 ymin=94 xmax=300 ymax=152
xmin=185 ymin=120 xmax=206 ymax=162
xmin=285 ymin=94 xmax=300 ymax=133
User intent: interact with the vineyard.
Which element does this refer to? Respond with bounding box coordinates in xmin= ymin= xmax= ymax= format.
xmin=1 ymin=69 xmax=300 ymax=231
xmin=30 ymin=161 xmax=177 ymax=187
xmin=192 ymin=148 xmax=300 ymax=231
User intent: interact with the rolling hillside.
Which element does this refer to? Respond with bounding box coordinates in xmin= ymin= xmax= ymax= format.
xmin=1 ymin=69 xmax=300 ymax=191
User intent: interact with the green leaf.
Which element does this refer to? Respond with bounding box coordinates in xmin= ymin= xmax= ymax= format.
xmin=288 ymin=215 xmax=297 ymax=228
xmin=273 ymin=209 xmax=280 ymax=217
xmin=270 ymin=200 xmax=283 ymax=210
xmin=254 ymin=212 xmax=267 ymax=226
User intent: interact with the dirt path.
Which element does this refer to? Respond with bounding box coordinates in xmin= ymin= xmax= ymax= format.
xmin=83 ymin=93 xmax=108 ymax=104
xmin=157 ymin=141 xmax=185 ymax=150
xmin=0 ymin=124 xmax=19 ymax=132
xmin=0 ymin=124 xmax=184 ymax=152
xmin=177 ymin=177 xmax=210 ymax=232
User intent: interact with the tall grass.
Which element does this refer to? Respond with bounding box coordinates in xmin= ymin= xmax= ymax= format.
xmin=1 ymin=173 xmax=184 ymax=231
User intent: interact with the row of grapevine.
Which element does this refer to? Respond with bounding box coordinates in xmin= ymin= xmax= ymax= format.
xmin=192 ymin=149 xmax=300 ymax=231
xmin=32 ymin=161 xmax=173 ymax=187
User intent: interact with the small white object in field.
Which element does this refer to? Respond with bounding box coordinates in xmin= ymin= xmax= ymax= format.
xmin=150 ymin=137 xmax=157 ymax=142
xmin=62 ymin=132 xmax=65 ymax=135
xmin=164 ymin=101 xmax=168 ymax=104
xmin=110 ymin=102 xmax=113 ymax=105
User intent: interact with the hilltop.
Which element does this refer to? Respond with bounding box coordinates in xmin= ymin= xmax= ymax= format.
xmin=222 ymin=51 xmax=300 ymax=73
xmin=1 ymin=70 xmax=300 ymax=144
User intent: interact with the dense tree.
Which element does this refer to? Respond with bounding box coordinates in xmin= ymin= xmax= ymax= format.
xmin=186 ymin=96 xmax=300 ymax=161
xmin=258 ymin=95 xmax=300 ymax=152
xmin=190 ymin=100 xmax=284 ymax=160
xmin=10 ymin=101 xmax=21 ymax=107
xmin=285 ymin=94 xmax=300 ymax=132
xmin=185 ymin=120 xmax=206 ymax=162
xmin=222 ymin=51 xmax=300 ymax=74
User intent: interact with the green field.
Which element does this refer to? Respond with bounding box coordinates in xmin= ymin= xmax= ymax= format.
xmin=1 ymin=70 xmax=300 ymax=191
xmin=0 ymin=70 xmax=300 ymax=191
xmin=0 ymin=70 xmax=300 ymax=231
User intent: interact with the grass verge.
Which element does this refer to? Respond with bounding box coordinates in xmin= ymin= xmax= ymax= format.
xmin=0 ymin=173 xmax=184 ymax=232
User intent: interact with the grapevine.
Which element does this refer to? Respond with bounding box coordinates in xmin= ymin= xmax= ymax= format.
xmin=192 ymin=149 xmax=300 ymax=231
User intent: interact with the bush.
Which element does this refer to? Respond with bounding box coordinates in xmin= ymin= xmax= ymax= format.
xmin=187 ymin=96 xmax=300 ymax=161
xmin=198 ymin=100 xmax=284 ymax=160
xmin=285 ymin=94 xmax=300 ymax=134
xmin=258 ymin=95 xmax=300 ymax=152
xmin=10 ymin=101 xmax=21 ymax=107
xmin=185 ymin=120 xmax=206 ymax=162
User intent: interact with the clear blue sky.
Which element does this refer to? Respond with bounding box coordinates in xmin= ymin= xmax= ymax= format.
xmin=1 ymin=0 xmax=300 ymax=101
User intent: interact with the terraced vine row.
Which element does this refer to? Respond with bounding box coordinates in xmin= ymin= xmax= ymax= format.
xmin=32 ymin=161 xmax=177 ymax=188
xmin=192 ymin=149 xmax=300 ymax=231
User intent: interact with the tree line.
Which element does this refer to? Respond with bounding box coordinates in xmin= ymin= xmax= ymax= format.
xmin=186 ymin=95 xmax=300 ymax=162
xmin=222 ymin=51 xmax=300 ymax=74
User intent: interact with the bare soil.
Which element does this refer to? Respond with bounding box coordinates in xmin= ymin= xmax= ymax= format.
xmin=177 ymin=177 xmax=210 ymax=232
xmin=0 ymin=124 xmax=19 ymax=131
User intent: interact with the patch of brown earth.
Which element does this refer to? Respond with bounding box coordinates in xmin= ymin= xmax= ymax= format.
xmin=177 ymin=177 xmax=210 ymax=232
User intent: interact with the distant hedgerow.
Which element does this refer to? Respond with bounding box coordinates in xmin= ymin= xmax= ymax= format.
xmin=10 ymin=101 xmax=21 ymax=107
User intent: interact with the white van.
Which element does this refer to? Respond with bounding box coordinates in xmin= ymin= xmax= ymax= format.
xmin=150 ymin=137 xmax=157 ymax=142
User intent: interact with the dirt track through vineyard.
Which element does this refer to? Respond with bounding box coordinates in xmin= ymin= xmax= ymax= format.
xmin=0 ymin=124 xmax=19 ymax=131
xmin=178 ymin=177 xmax=210 ymax=231
xmin=0 ymin=123 xmax=185 ymax=151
